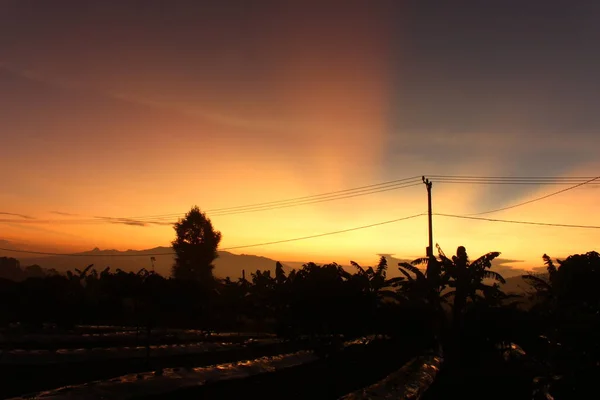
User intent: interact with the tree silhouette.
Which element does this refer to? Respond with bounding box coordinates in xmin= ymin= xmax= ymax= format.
xmin=0 ymin=257 xmax=25 ymax=281
xmin=435 ymin=246 xmax=506 ymax=319
xmin=523 ymin=252 xmax=600 ymax=398
xmin=171 ymin=206 xmax=222 ymax=285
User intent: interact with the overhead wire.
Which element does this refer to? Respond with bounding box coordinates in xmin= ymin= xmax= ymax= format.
xmin=0 ymin=213 xmax=426 ymax=256
xmin=88 ymin=175 xmax=600 ymax=221
xmin=428 ymin=175 xmax=598 ymax=180
xmin=2 ymin=174 xmax=598 ymax=228
xmin=82 ymin=175 xmax=600 ymax=222
xmin=4 ymin=178 xmax=423 ymax=224
xmin=107 ymin=175 xmax=423 ymax=220
xmin=431 ymin=175 xmax=600 ymax=228
xmin=3 ymin=171 xmax=599 ymax=257
xmin=464 ymin=176 xmax=600 ymax=216
xmin=207 ymin=182 xmax=423 ymax=217
xmin=434 ymin=213 xmax=600 ymax=229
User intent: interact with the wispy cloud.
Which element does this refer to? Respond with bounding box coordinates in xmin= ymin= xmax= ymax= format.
xmin=0 ymin=62 xmax=282 ymax=134
xmin=1 ymin=62 xmax=341 ymax=138
xmin=50 ymin=211 xmax=80 ymax=216
xmin=94 ymin=216 xmax=174 ymax=227
xmin=148 ymin=221 xmax=176 ymax=226
xmin=0 ymin=212 xmax=34 ymax=219
xmin=108 ymin=219 xmax=147 ymax=227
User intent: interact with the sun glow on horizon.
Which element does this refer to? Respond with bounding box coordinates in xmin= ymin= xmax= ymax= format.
xmin=1 ymin=3 xmax=598 ymax=270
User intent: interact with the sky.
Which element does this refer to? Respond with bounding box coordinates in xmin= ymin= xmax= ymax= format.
xmin=1 ymin=0 xmax=599 ymax=268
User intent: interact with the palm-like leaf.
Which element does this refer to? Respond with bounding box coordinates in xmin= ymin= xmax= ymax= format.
xmin=411 ymin=257 xmax=429 ymax=266
xmin=482 ymin=270 xmax=506 ymax=284
xmin=385 ymin=277 xmax=405 ymax=287
xmin=398 ymin=262 xmax=426 ymax=281
xmin=522 ymin=274 xmax=552 ymax=292
xmin=542 ymin=254 xmax=557 ymax=276
xmin=378 ymin=289 xmax=402 ymax=301
xmin=470 ymin=252 xmax=501 ymax=269
xmin=338 ymin=267 xmax=352 ymax=281
xmin=350 ymin=260 xmax=365 ymax=274
xmin=376 ymin=256 xmax=387 ymax=275
xmin=398 ymin=267 xmax=414 ymax=282
xmin=436 ymin=243 xmax=447 ymax=259
xmin=74 ymin=264 xmax=94 ymax=279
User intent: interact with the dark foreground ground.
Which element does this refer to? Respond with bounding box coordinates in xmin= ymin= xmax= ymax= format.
xmin=422 ymin=352 xmax=533 ymax=400
xmin=138 ymin=338 xmax=422 ymax=400
xmin=3 ymin=333 xmax=540 ymax=400
xmin=1 ymin=340 xmax=308 ymax=399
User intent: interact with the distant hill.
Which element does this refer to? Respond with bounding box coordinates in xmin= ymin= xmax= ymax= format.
xmin=501 ymin=273 xmax=550 ymax=295
xmin=1 ymin=240 xmax=532 ymax=281
xmin=5 ymin=246 xmax=289 ymax=279
xmin=1 ymin=243 xmax=402 ymax=279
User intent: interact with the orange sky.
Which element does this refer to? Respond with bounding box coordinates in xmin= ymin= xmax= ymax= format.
xmin=1 ymin=2 xmax=599 ymax=269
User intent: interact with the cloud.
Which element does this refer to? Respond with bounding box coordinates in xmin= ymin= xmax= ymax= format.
xmin=0 ymin=239 xmax=17 ymax=248
xmin=0 ymin=212 xmax=34 ymax=219
xmin=95 ymin=216 xmax=147 ymax=227
xmin=489 ymin=258 xmax=529 ymax=278
xmin=108 ymin=220 xmax=146 ymax=227
xmin=50 ymin=211 xmax=80 ymax=216
xmin=148 ymin=221 xmax=175 ymax=226
xmin=2 ymin=62 xmax=382 ymax=152
xmin=95 ymin=216 xmax=174 ymax=227
xmin=1 ymin=62 xmax=289 ymax=135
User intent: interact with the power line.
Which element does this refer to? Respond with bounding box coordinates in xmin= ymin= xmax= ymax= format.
xmin=208 ymin=182 xmax=422 ymax=217
xmin=433 ymin=181 xmax=600 ymax=185
xmin=208 ymin=176 xmax=422 ymax=213
xmin=429 ymin=175 xmax=600 ymax=185
xmin=435 ymin=213 xmax=600 ymax=229
xmin=111 ymin=176 xmax=423 ymax=220
xmin=0 ymin=213 xmax=426 ymax=257
xmin=428 ymin=175 xmax=598 ymax=180
xmin=4 ymin=180 xmax=422 ymax=224
xmin=466 ymin=176 xmax=600 ymax=216
xmin=434 ymin=181 xmax=600 ymax=185
xmin=220 ymin=213 xmax=425 ymax=250
xmin=80 ymin=175 xmax=600 ymax=221
xmin=4 ymin=175 xmax=598 ymax=224
xmin=3 ymin=208 xmax=599 ymax=259
xmin=96 ymin=175 xmax=600 ymax=221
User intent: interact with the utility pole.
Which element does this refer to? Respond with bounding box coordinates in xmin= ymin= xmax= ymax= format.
xmin=422 ymin=176 xmax=433 ymax=258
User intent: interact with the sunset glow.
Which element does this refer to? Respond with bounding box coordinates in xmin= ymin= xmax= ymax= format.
xmin=1 ymin=1 xmax=598 ymax=269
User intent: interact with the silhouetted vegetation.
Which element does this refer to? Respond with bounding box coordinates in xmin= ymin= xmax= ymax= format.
xmin=0 ymin=257 xmax=57 ymax=281
xmin=171 ymin=206 xmax=221 ymax=285
xmin=0 ymin=257 xmax=430 ymax=342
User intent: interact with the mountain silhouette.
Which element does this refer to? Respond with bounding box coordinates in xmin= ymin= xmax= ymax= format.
xmin=2 ymin=245 xmax=290 ymax=278
xmin=1 ymin=240 xmax=527 ymax=280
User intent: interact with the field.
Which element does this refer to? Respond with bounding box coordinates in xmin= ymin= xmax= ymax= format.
xmin=1 ymin=325 xmax=438 ymax=399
